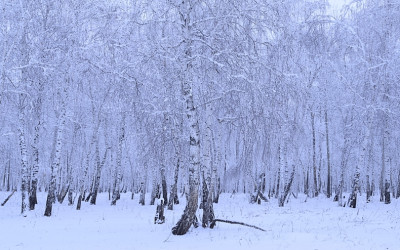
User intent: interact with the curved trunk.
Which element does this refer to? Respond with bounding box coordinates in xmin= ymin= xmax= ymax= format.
xmin=171 ymin=0 xmax=200 ymax=236
xmin=44 ymin=93 xmax=66 ymax=216
xmin=90 ymin=147 xmax=108 ymax=205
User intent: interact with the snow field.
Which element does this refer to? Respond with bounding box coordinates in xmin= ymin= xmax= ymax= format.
xmin=0 ymin=192 xmax=399 ymax=250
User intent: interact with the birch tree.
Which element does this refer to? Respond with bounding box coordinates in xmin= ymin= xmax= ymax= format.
xmin=44 ymin=90 xmax=67 ymax=217
xmin=172 ymin=0 xmax=201 ymax=235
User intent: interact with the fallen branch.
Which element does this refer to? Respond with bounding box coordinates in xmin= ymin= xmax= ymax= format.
xmin=1 ymin=189 xmax=16 ymax=206
xmin=210 ymin=219 xmax=266 ymax=232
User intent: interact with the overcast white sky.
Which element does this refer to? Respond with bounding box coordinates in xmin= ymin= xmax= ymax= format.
xmin=329 ymin=0 xmax=348 ymax=7
xmin=328 ymin=0 xmax=349 ymax=15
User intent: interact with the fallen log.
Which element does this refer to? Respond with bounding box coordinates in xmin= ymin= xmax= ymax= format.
xmin=1 ymin=189 xmax=17 ymax=206
xmin=210 ymin=219 xmax=266 ymax=232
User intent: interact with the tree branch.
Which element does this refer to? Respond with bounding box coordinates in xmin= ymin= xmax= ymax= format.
xmin=210 ymin=219 xmax=266 ymax=232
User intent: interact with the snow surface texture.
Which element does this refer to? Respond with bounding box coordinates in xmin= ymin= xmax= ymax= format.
xmin=1 ymin=192 xmax=399 ymax=250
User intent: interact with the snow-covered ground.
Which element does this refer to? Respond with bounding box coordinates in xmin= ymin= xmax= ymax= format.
xmin=0 ymin=192 xmax=399 ymax=250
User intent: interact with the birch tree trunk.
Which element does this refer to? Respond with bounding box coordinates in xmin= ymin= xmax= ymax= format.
xmin=18 ymin=24 xmax=30 ymax=216
xmin=380 ymin=133 xmax=386 ymax=202
xmin=18 ymin=106 xmax=29 ymax=216
xmin=311 ymin=112 xmax=318 ymax=197
xmin=172 ymin=0 xmax=200 ymax=235
xmin=279 ymin=165 xmax=295 ymax=207
xmin=44 ymin=91 xmax=66 ymax=216
xmin=325 ymin=110 xmax=331 ymax=198
xmin=29 ymin=83 xmax=43 ymax=210
xmin=168 ymin=158 xmax=180 ymax=210
xmin=150 ymin=170 xmax=159 ymax=206
xmin=202 ymin=104 xmax=214 ymax=227
xmin=77 ymin=152 xmax=89 ymax=210
xmin=111 ymin=113 xmax=125 ymax=205
xmin=348 ymin=165 xmax=360 ymax=208
xmin=338 ymin=135 xmax=350 ymax=207
xmin=275 ymin=144 xmax=281 ymax=199
xmin=396 ymin=170 xmax=400 ymax=199
xmin=139 ymin=181 xmax=146 ymax=206
xmin=90 ymin=145 xmax=108 ymax=205
xmin=160 ymin=168 xmax=168 ymax=206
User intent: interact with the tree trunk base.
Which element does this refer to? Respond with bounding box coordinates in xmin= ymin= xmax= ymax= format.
xmin=172 ymin=213 xmax=198 ymax=235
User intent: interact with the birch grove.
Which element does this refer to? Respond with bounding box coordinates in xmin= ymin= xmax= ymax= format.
xmin=0 ymin=0 xmax=400 ymax=235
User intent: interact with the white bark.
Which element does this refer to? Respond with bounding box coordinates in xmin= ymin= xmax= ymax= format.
xmin=111 ymin=113 xmax=125 ymax=205
xmin=172 ymin=0 xmax=201 ymax=235
xmin=18 ymin=109 xmax=28 ymax=216
xmin=44 ymin=91 xmax=66 ymax=216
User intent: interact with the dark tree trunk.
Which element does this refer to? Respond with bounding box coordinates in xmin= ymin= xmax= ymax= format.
xmin=139 ymin=182 xmax=145 ymax=205
xmin=44 ymin=190 xmax=56 ymax=217
xmin=251 ymin=173 xmax=268 ymax=204
xmin=66 ymin=154 xmax=74 ymax=206
xmin=6 ymin=159 xmax=11 ymax=192
xmin=85 ymin=192 xmax=92 ymax=202
xmin=154 ymin=199 xmax=165 ymax=224
xmin=172 ymin=184 xmax=199 ymax=235
xmin=213 ymin=177 xmax=220 ymax=203
xmin=325 ymin=110 xmax=332 ymax=198
xmin=311 ymin=112 xmax=318 ymax=197
xmin=76 ymin=194 xmax=83 ymax=210
xmin=348 ymin=192 xmax=357 ymax=208
xmin=261 ymin=174 xmax=266 ymax=193
xmin=384 ymin=180 xmax=391 ymax=204
xmin=201 ymin=171 xmax=215 ymax=228
xmin=202 ymin=189 xmax=215 ymax=228
xmin=150 ymin=183 xmax=160 ymax=205
xmin=68 ymin=188 xmax=73 ymax=206
xmin=29 ymin=179 xmax=38 ymax=210
xmin=372 ymin=179 xmax=375 ymax=196
xmin=366 ymin=175 xmax=372 ymax=202
xmin=380 ymin=135 xmax=386 ymax=202
xmin=200 ymin=174 xmax=208 ymax=210
xmin=396 ymin=171 xmax=400 ymax=199
xmin=304 ymin=170 xmax=309 ymax=196
xmin=57 ymin=185 xmax=69 ymax=204
xmin=275 ymin=158 xmax=280 ymax=198
xmin=77 ymin=154 xmax=89 ymax=210
xmin=348 ymin=169 xmax=360 ymax=208
xmin=279 ymin=166 xmax=295 ymax=207
xmin=333 ymin=184 xmax=340 ymax=202
xmin=161 ymin=168 xmax=168 ymax=206
xmin=168 ymin=159 xmax=180 ymax=210
xmin=90 ymin=147 xmax=109 ymax=205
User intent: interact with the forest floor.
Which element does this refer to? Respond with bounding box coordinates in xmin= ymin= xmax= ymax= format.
xmin=0 ymin=191 xmax=399 ymax=250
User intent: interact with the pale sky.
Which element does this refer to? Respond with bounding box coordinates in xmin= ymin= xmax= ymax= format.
xmin=328 ymin=0 xmax=349 ymax=15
